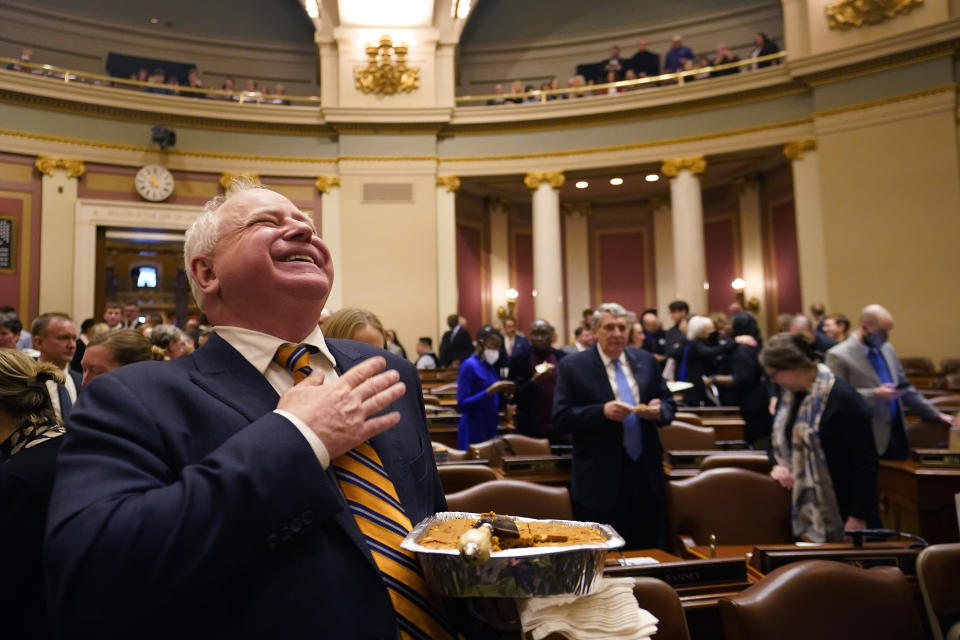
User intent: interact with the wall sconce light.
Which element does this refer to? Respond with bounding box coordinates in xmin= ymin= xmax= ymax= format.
xmin=497 ymin=288 xmax=519 ymax=323
xmin=731 ymin=278 xmax=760 ymax=313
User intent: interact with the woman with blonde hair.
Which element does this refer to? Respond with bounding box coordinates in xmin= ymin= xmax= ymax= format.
xmin=323 ymin=307 xmax=386 ymax=348
xmin=0 ymin=348 xmax=68 ymax=639
xmin=81 ymin=329 xmax=165 ymax=387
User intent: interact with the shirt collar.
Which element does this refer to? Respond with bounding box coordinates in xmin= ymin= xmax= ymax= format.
xmin=213 ymin=325 xmax=337 ymax=374
xmin=596 ymin=344 xmax=627 ymax=369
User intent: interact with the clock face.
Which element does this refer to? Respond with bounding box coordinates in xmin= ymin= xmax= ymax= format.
xmin=135 ymin=165 xmax=175 ymax=202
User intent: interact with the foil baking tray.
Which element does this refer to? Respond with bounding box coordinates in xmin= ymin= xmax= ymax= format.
xmin=400 ymin=511 xmax=625 ymax=598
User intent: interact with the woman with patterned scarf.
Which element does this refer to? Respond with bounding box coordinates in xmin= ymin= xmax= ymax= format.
xmin=759 ymin=333 xmax=881 ymax=542
xmin=0 ymin=348 xmax=68 ymax=640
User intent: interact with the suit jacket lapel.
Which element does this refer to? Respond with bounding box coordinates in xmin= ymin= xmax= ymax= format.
xmin=846 ymin=339 xmax=880 ymax=385
xmin=188 ymin=334 xmax=279 ymax=423
xmin=587 ymin=348 xmax=615 ymax=402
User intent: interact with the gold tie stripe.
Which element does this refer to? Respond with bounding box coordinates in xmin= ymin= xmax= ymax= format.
xmin=273 ymin=344 xmax=453 ymax=640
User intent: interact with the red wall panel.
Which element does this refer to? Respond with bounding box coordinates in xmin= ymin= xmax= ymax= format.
xmin=594 ymin=231 xmax=650 ymax=314
xmin=456 ymin=223 xmax=485 ymax=334
xmin=704 ymin=217 xmax=737 ymax=313
xmin=511 ymin=231 xmax=534 ymax=333
xmin=770 ymin=200 xmax=802 ymax=314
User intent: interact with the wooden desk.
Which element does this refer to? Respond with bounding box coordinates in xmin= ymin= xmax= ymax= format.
xmin=700 ymin=417 xmax=745 ymax=442
xmin=878 ymin=459 xmax=960 ymax=544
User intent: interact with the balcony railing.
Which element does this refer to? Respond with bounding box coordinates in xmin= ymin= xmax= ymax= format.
xmin=454 ymin=51 xmax=787 ymax=106
xmin=0 ymin=56 xmax=322 ymax=106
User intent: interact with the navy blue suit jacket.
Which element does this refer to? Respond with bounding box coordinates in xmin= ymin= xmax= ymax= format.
xmin=45 ymin=334 xmax=444 ymax=639
xmin=552 ymin=347 xmax=676 ymax=511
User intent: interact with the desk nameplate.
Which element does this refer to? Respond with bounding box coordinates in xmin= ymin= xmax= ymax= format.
xmin=749 ymin=545 xmax=918 ymax=575
xmin=500 ymin=455 xmax=572 ymax=474
xmin=912 ymin=449 xmax=960 ymax=468
xmin=604 ymin=557 xmax=747 ymax=588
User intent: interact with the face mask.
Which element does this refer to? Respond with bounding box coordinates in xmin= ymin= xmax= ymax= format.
xmin=483 ymin=349 xmax=500 ymax=365
xmin=863 ymin=330 xmax=886 ymax=349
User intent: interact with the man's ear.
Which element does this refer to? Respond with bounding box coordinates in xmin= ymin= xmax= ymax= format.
xmin=190 ymin=255 xmax=220 ymax=297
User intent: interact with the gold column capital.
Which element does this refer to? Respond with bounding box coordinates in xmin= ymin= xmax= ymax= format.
xmin=732 ymin=175 xmax=761 ymax=197
xmin=524 ymin=171 xmax=565 ymax=191
xmin=219 ymin=172 xmax=261 ymax=191
xmin=561 ymin=202 xmax=592 ymax=217
xmin=35 ymin=156 xmax=85 ymax=179
xmin=315 ymin=175 xmax=341 ymax=194
xmin=783 ymin=138 xmax=817 ymax=161
xmin=661 ymin=155 xmax=706 ymax=177
xmin=647 ymin=195 xmax=671 ymax=210
xmin=436 ymin=175 xmax=461 ymax=193
xmin=826 ymin=0 xmax=923 ymax=30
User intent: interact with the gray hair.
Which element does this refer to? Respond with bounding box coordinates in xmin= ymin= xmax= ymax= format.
xmin=149 ymin=324 xmax=186 ymax=350
xmin=183 ymin=177 xmax=265 ymax=310
xmin=591 ymin=302 xmax=629 ymax=329
xmin=686 ymin=315 xmax=713 ymax=341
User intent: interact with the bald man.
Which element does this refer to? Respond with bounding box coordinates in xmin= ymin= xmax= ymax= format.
xmin=825 ymin=304 xmax=952 ymax=459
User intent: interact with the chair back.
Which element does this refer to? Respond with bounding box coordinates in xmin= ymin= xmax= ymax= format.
xmin=917 ymin=543 xmax=960 ymax=640
xmin=467 ymin=437 xmax=511 ymax=465
xmin=501 ymin=433 xmax=552 ymax=455
xmin=659 ymin=423 xmax=716 ymax=453
xmin=673 ymin=412 xmax=704 ymax=426
xmin=900 ymin=357 xmax=936 ymax=375
xmin=929 ymin=394 xmax=960 ymax=409
xmin=445 ymin=479 xmax=572 ymax=520
xmin=631 ymin=578 xmax=690 ymax=640
xmin=700 ymin=454 xmax=772 ymax=475
xmin=667 ymin=467 xmax=792 ymax=554
xmin=905 ymin=421 xmax=950 ymax=449
xmin=437 ymin=464 xmax=498 ymax=495
xmin=719 ymin=560 xmax=924 ymax=640
xmin=940 ymin=358 xmax=960 ymax=375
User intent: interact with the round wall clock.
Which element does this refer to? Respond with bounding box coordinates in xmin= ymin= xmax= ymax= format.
xmin=135 ymin=164 xmax=175 ymax=202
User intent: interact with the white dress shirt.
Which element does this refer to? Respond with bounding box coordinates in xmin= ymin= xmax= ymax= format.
xmin=596 ymin=346 xmax=640 ymax=405
xmin=45 ymin=364 xmax=78 ymax=422
xmin=214 ymin=325 xmax=339 ymax=468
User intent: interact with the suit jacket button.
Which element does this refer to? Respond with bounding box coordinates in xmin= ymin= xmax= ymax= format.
xmin=302 ymin=510 xmax=314 ymax=525
xmin=280 ymin=527 xmax=292 ymax=541
xmin=290 ymin=517 xmax=303 ymax=533
xmin=267 ymin=534 xmax=279 ymax=549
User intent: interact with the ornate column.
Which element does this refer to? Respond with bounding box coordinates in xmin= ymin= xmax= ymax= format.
xmin=649 ymin=195 xmax=676 ymax=311
xmin=784 ymin=138 xmax=829 ymax=312
xmin=662 ymin=155 xmax=708 ymax=313
xmin=733 ymin=176 xmax=765 ymax=317
xmin=487 ymin=198 xmax=510 ymax=326
xmin=562 ymin=203 xmax=591 ymax=341
xmin=36 ymin=156 xmax=84 ymax=314
xmin=435 ymin=175 xmax=460 ymax=339
xmin=315 ymin=176 xmax=342 ymax=311
xmin=524 ymin=171 xmax=565 ymax=334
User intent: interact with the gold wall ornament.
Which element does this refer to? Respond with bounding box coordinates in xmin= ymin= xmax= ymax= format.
xmin=826 ymin=0 xmax=924 ymax=30
xmin=315 ymin=176 xmax=341 ymax=194
xmin=354 ymin=35 xmax=420 ymax=96
xmin=661 ymin=155 xmax=706 ymax=177
xmin=34 ymin=155 xmax=85 ymax=178
xmin=783 ymin=138 xmax=818 ymax=161
xmin=219 ymin=172 xmax=261 ymax=191
xmin=436 ymin=175 xmax=461 ymax=192
xmin=524 ymin=171 xmax=565 ymax=190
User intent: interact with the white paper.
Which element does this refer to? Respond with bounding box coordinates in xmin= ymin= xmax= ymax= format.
xmin=618 ymin=556 xmax=660 ymax=567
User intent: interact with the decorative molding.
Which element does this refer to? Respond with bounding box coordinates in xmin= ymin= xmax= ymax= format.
xmin=732 ymin=175 xmax=761 ymax=197
xmin=561 ymin=202 xmax=592 ymax=217
xmin=811 ymin=83 xmax=956 ymax=119
xmin=647 ymin=195 xmax=671 ymax=210
xmin=524 ymin=171 xmax=565 ymax=190
xmin=436 ymin=175 xmax=461 ymax=192
xmin=314 ymin=175 xmax=341 ymax=194
xmin=783 ymin=138 xmax=817 ymax=161
xmin=661 ymin=155 xmax=706 ymax=177
xmin=354 ymin=35 xmax=420 ymax=96
xmin=219 ymin=172 xmax=260 ymax=190
xmin=826 ymin=0 xmax=924 ymax=31
xmin=34 ymin=155 xmax=85 ymax=178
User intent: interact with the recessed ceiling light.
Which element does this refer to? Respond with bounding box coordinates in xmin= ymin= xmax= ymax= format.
xmin=645 ymin=173 xmax=660 ymax=182
xmin=609 ymin=177 xmax=623 ymax=186
xmin=575 ymin=181 xmax=588 ymax=189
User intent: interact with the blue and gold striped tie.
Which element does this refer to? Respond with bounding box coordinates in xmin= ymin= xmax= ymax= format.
xmin=273 ymin=343 xmax=454 ymax=640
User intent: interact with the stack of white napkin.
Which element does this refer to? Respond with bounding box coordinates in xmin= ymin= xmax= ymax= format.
xmin=517 ymin=577 xmax=659 ymax=639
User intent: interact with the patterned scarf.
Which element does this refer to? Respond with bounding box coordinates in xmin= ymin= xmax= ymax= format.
xmin=772 ymin=363 xmax=844 ymax=543
xmin=1 ymin=412 xmax=65 ymax=461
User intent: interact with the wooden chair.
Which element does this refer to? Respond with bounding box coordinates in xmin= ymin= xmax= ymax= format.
xmin=659 ymin=423 xmax=716 ymax=453
xmin=437 ymin=464 xmax=498 ymax=495
xmin=445 ymin=479 xmax=572 ymax=520
xmin=900 ymin=357 xmax=936 ymax=375
xmin=917 ymin=543 xmax=960 ymax=640
xmin=700 ymin=453 xmax=772 ymax=475
xmin=929 ymin=394 xmax=960 ymax=409
xmin=719 ymin=560 xmax=924 ymax=640
xmin=667 ymin=467 xmax=792 ymax=555
xmin=905 ymin=421 xmax=951 ymax=449
xmin=673 ymin=412 xmax=704 ymax=426
xmin=940 ymin=359 xmax=960 ymax=376
xmin=500 ymin=433 xmax=551 ymax=456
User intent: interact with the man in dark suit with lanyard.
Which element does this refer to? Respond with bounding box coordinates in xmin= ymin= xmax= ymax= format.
xmin=45 ymin=184 xmax=459 ymax=639
xmin=553 ymin=302 xmax=676 ymax=550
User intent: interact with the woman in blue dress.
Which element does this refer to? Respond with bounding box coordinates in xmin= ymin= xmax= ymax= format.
xmin=456 ymin=326 xmax=514 ymax=449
